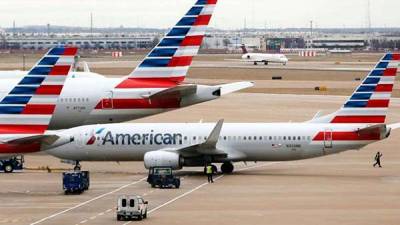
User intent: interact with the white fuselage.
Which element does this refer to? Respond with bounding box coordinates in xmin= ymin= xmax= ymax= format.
xmin=0 ymin=71 xmax=221 ymax=129
xmin=46 ymin=122 xmax=379 ymax=164
xmin=242 ymin=53 xmax=288 ymax=65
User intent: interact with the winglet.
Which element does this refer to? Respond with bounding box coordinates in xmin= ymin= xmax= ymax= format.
xmin=202 ymin=119 xmax=224 ymax=148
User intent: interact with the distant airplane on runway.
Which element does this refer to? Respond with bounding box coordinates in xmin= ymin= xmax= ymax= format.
xmin=241 ymin=44 xmax=288 ymax=66
xmin=0 ymin=0 xmax=252 ymax=130
xmin=44 ymin=53 xmax=400 ymax=173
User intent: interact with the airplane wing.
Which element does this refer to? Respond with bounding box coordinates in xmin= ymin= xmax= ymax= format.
xmin=168 ymin=119 xmax=228 ymax=158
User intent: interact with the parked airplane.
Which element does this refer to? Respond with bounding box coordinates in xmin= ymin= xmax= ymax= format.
xmin=43 ymin=53 xmax=400 ymax=173
xmin=241 ymin=44 xmax=288 ymax=65
xmin=0 ymin=0 xmax=252 ymax=129
xmin=0 ymin=46 xmax=77 ymax=159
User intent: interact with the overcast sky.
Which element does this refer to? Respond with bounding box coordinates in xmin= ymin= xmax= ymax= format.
xmin=0 ymin=0 xmax=399 ymax=29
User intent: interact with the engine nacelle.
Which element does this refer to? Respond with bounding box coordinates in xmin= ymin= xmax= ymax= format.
xmin=144 ymin=151 xmax=183 ymax=170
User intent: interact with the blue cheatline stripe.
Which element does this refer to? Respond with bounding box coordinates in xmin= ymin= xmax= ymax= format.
xmin=382 ymin=54 xmax=393 ymax=61
xmin=344 ymin=101 xmax=368 ymax=108
xmin=167 ymin=27 xmax=190 ymax=37
xmin=370 ymin=70 xmax=384 ymax=76
xmin=28 ymin=66 xmax=52 ymax=75
xmin=363 ymin=77 xmax=380 ymax=85
xmin=158 ymin=38 xmax=184 ymax=47
xmin=357 ymin=85 xmax=376 ymax=92
xmin=19 ymin=76 xmax=46 ymax=85
xmin=376 ymin=62 xmax=389 ymax=69
xmin=139 ymin=58 xmax=171 ymax=68
xmin=186 ymin=6 xmax=203 ymax=16
xmin=38 ymin=57 xmax=59 ymax=66
xmin=48 ymin=47 xmax=65 ymax=56
xmin=0 ymin=106 xmax=24 ymax=114
xmin=176 ymin=17 xmax=196 ymax=26
xmin=350 ymin=93 xmax=372 ymax=100
xmin=10 ymin=86 xmax=38 ymax=95
xmin=0 ymin=96 xmax=31 ymax=104
xmin=149 ymin=48 xmax=178 ymax=57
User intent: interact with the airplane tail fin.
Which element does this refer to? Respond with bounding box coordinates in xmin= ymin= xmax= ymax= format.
xmin=116 ymin=0 xmax=217 ymax=89
xmin=0 ymin=46 xmax=78 ymax=135
xmin=309 ymin=53 xmax=400 ymax=124
xmin=241 ymin=44 xmax=248 ymax=54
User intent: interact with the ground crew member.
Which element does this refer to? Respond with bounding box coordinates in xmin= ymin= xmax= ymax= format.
xmin=206 ymin=164 xmax=214 ymax=183
xmin=373 ymin=151 xmax=383 ymax=168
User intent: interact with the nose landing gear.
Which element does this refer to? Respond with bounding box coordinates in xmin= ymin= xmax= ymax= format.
xmin=74 ymin=161 xmax=81 ymax=171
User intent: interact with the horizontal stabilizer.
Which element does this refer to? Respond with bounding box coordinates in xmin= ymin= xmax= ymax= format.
xmin=388 ymin=123 xmax=400 ymax=130
xmin=148 ymin=84 xmax=197 ymax=100
xmin=4 ymin=134 xmax=60 ymax=145
xmin=218 ymin=81 xmax=254 ymax=95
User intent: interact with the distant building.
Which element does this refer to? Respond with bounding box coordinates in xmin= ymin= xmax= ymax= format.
xmin=305 ymin=35 xmax=366 ymax=50
xmin=2 ymin=35 xmax=154 ymax=50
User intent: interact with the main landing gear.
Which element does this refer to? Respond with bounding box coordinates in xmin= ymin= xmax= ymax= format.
xmin=221 ymin=162 xmax=234 ymax=174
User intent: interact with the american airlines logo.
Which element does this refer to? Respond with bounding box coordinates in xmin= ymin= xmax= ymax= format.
xmin=87 ymin=129 xmax=183 ymax=146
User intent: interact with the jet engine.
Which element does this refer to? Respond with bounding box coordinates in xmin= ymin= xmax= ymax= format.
xmin=144 ymin=151 xmax=183 ymax=170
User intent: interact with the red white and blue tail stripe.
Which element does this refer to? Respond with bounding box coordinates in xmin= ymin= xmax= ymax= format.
xmin=116 ymin=0 xmax=217 ymax=89
xmin=0 ymin=46 xmax=77 ymax=135
xmin=311 ymin=53 xmax=400 ymax=124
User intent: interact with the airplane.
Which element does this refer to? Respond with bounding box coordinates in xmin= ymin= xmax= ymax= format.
xmin=42 ymin=53 xmax=400 ymax=173
xmin=241 ymin=44 xmax=288 ymax=65
xmin=0 ymin=0 xmax=252 ymax=130
xmin=0 ymin=46 xmax=77 ymax=160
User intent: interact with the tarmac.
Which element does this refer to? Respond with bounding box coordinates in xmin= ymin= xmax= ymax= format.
xmin=0 ymin=53 xmax=400 ymax=225
xmin=0 ymin=93 xmax=399 ymax=225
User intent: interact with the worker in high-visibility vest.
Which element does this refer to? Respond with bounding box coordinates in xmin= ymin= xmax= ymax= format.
xmin=206 ymin=164 xmax=214 ymax=183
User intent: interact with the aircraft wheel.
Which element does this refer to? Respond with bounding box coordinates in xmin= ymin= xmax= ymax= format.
xmin=4 ymin=163 xmax=14 ymax=173
xmin=253 ymin=61 xmax=258 ymax=65
xmin=264 ymin=61 xmax=268 ymax=65
xmin=221 ymin=162 xmax=234 ymax=174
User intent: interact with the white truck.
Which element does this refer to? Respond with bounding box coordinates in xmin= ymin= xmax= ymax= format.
xmin=117 ymin=195 xmax=148 ymax=221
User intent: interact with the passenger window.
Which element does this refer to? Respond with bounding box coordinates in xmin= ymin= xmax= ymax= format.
xmin=288 ymin=136 xmax=291 ymax=140
xmin=129 ymin=199 xmax=135 ymax=207
xmin=223 ymin=136 xmax=226 ymax=140
xmin=122 ymin=199 xmax=127 ymax=207
xmin=259 ymin=136 xmax=262 ymax=140
xmin=298 ymin=136 xmax=301 ymax=140
xmin=283 ymin=136 xmax=286 ymax=140
xmin=249 ymin=136 xmax=252 ymax=140
xmin=269 ymin=136 xmax=272 ymax=140
xmin=244 ymin=136 xmax=247 ymax=140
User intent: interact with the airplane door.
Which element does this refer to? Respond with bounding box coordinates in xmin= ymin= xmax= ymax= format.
xmin=102 ymin=91 xmax=114 ymax=109
xmin=324 ymin=128 xmax=333 ymax=148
